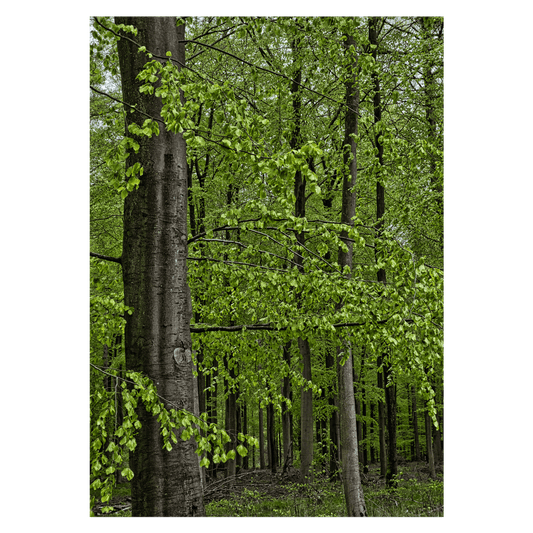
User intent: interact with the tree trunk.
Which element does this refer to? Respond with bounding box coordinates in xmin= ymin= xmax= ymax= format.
xmin=259 ymin=404 xmax=265 ymax=469
xmin=224 ymin=355 xmax=237 ymax=483
xmin=377 ymin=357 xmax=387 ymax=477
xmin=282 ymin=342 xmax=292 ymax=472
xmin=242 ymin=403 xmax=249 ymax=470
xmin=384 ymin=364 xmax=398 ymax=488
xmin=361 ymin=350 xmax=368 ymax=473
xmin=338 ymin=344 xmax=367 ymax=516
xmin=267 ymin=402 xmax=277 ymax=473
xmin=353 ymin=356 xmax=363 ymax=466
xmin=299 ymin=338 xmax=313 ymax=481
xmin=207 ymin=365 xmax=217 ymax=480
xmin=326 ymin=349 xmax=340 ymax=481
xmin=425 ymin=409 xmax=436 ymax=479
xmin=336 ymin=31 xmax=367 ymax=517
xmin=369 ymin=403 xmax=376 ymax=464
xmin=411 ymin=385 xmax=421 ymax=461
xmin=116 ymin=16 xmax=204 ymax=517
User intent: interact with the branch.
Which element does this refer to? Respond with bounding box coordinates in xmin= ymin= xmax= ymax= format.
xmin=190 ymin=317 xmax=392 ymax=333
xmin=182 ymin=39 xmax=360 ymax=115
xmin=90 ymin=85 xmax=164 ymax=125
xmin=90 ymin=252 xmax=122 ymax=265
xmin=188 ymin=255 xmax=290 ymax=273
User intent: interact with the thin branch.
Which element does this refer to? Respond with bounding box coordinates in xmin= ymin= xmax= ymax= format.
xmin=90 ymin=85 xmax=164 ymax=124
xmin=188 ymin=255 xmax=290 ymax=273
xmin=90 ymin=252 xmax=122 ymax=265
xmin=181 ymin=39 xmax=360 ymax=115
xmin=187 ymin=218 xmax=262 ymax=244
xmin=190 ymin=316 xmax=392 ymax=333
xmin=193 ymin=237 xmax=301 ymax=270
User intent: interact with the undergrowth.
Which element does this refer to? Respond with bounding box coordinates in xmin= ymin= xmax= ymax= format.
xmin=92 ymin=464 xmax=443 ymax=517
xmin=205 ymin=475 xmax=443 ymax=517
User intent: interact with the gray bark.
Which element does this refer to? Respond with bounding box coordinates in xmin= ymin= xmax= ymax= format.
xmin=336 ymin=31 xmax=367 ymax=517
xmin=116 ymin=16 xmax=204 ymax=517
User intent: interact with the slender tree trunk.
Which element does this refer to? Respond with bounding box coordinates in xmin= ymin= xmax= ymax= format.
xmin=282 ymin=342 xmax=292 ymax=472
xmin=377 ymin=357 xmax=387 ymax=477
xmin=259 ymin=404 xmax=265 ymax=469
xmin=287 ymin=36 xmax=314 ymax=484
xmin=425 ymin=409 xmax=436 ymax=479
xmin=299 ymin=337 xmax=313 ymax=481
xmin=385 ymin=365 xmax=398 ymax=487
xmin=361 ymin=349 xmax=368 ymax=473
xmin=338 ymin=344 xmax=366 ymax=516
xmin=353 ymin=356 xmax=363 ymax=466
xmin=369 ymin=17 xmax=398 ymax=487
xmin=116 ymin=16 xmax=204 ymax=517
xmin=267 ymin=403 xmax=277 ymax=473
xmin=335 ymin=31 xmax=367 ymax=516
xmin=224 ymin=355 xmax=237 ymax=483
xmin=326 ymin=350 xmax=340 ymax=481
xmin=207 ymin=366 xmax=217 ymax=480
xmin=369 ymin=403 xmax=376 ymax=464
xmin=242 ymin=404 xmax=249 ymax=470
xmin=411 ymin=385 xmax=421 ymax=461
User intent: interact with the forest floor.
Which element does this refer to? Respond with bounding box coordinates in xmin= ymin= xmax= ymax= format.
xmin=93 ymin=460 xmax=443 ymax=517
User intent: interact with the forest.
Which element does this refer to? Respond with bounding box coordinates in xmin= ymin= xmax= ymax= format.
xmin=90 ymin=15 xmax=443 ymax=517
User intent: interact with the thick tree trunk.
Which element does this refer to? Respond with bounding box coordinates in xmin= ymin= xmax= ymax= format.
xmin=116 ymin=16 xmax=204 ymax=517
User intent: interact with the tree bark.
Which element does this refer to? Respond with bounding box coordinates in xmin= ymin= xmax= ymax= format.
xmin=425 ymin=409 xmax=436 ymax=479
xmin=326 ymin=349 xmax=340 ymax=481
xmin=299 ymin=337 xmax=313 ymax=481
xmin=361 ymin=349 xmax=368 ymax=473
xmin=384 ymin=365 xmax=398 ymax=487
xmin=336 ymin=31 xmax=367 ymax=517
xmin=282 ymin=342 xmax=292 ymax=472
xmin=116 ymin=16 xmax=204 ymax=517
xmin=242 ymin=403 xmax=249 ymax=470
xmin=377 ymin=356 xmax=387 ymax=477
xmin=259 ymin=403 xmax=265 ymax=469
xmin=411 ymin=385 xmax=421 ymax=461
xmin=338 ymin=343 xmax=366 ymax=516
xmin=267 ymin=402 xmax=277 ymax=473
xmin=224 ymin=354 xmax=237 ymax=483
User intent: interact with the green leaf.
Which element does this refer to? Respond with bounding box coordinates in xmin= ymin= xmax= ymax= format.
xmin=121 ymin=467 xmax=134 ymax=481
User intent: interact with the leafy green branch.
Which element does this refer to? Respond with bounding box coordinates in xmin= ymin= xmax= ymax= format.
xmin=90 ymin=364 xmax=257 ymax=515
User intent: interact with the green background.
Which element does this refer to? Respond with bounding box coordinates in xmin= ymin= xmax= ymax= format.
xmin=6 ymin=0 xmax=532 ymax=531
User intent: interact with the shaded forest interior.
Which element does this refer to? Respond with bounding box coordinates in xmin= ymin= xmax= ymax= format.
xmin=90 ymin=16 xmax=443 ymax=517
